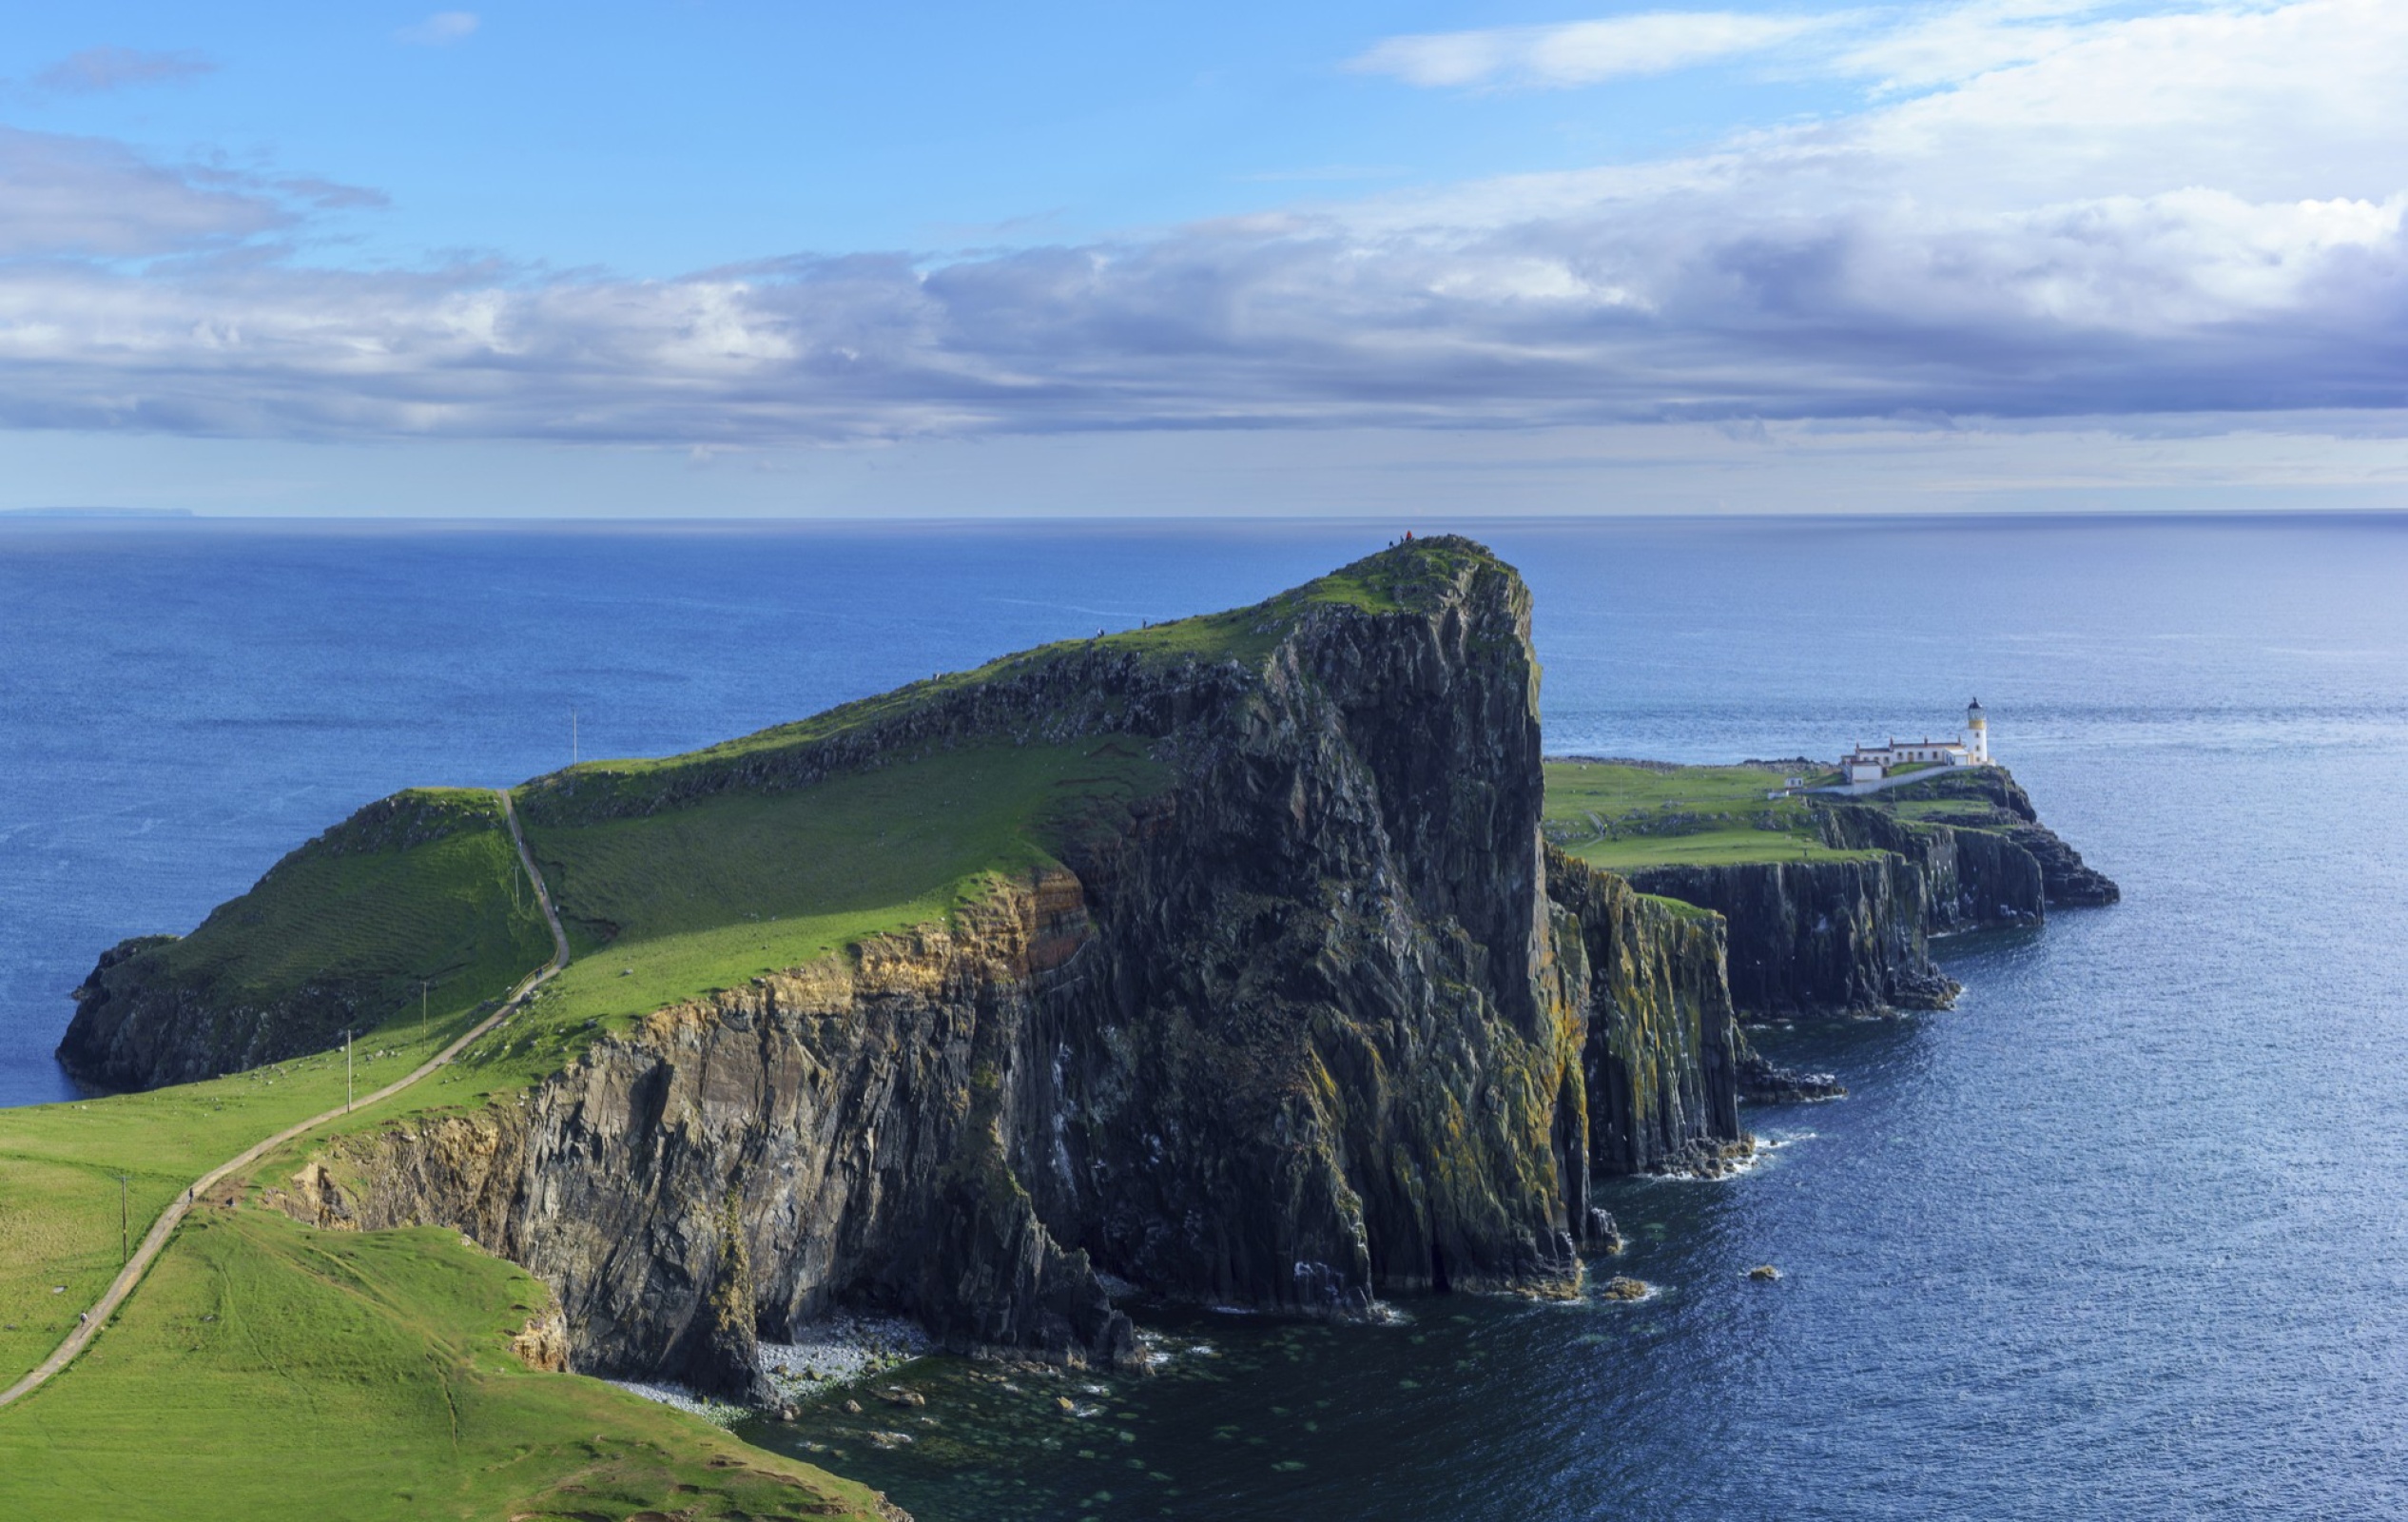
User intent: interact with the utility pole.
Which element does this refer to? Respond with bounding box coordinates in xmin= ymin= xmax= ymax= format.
xmin=571 ymin=707 xmax=578 ymax=765
xmin=420 ymin=980 xmax=429 ymax=1042
xmin=345 ymin=1027 xmax=354 ymax=1114
xmin=118 ymin=1174 xmax=129 ymax=1265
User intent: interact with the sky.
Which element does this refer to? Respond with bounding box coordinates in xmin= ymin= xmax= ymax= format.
xmin=1 ymin=1 xmax=2404 ymax=517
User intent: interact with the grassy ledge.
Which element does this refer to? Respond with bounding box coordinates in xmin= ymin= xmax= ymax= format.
xmin=1543 ymin=759 xmax=1878 ymax=871
xmin=291 ymin=738 xmax=1168 ymax=1128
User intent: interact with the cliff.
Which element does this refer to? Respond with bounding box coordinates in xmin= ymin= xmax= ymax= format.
xmin=58 ymin=790 xmax=553 ymax=1090
xmin=1868 ymin=765 xmax=2121 ymax=907
xmin=1623 ymin=852 xmax=1966 ymax=1019
xmin=154 ymin=537 xmax=1747 ymax=1397
xmin=1624 ymin=768 xmax=2111 ymax=1020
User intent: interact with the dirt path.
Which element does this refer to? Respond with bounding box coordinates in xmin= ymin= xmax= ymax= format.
xmin=0 ymin=790 xmax=568 ymax=1413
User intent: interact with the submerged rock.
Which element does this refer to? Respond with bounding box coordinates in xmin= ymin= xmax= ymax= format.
xmin=1737 ymin=1050 xmax=1848 ymax=1103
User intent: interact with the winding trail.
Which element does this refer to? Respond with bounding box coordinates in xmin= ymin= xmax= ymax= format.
xmin=0 ymin=790 xmax=569 ymax=1413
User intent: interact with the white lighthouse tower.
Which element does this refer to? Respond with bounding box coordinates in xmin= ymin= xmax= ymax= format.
xmin=1966 ymin=698 xmax=1990 ymax=764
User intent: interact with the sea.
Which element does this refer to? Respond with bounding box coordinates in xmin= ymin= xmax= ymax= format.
xmin=3 ymin=514 xmax=2403 ymax=1519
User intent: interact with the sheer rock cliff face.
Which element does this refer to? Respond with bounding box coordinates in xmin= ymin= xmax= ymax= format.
xmin=1625 ymin=770 xmax=2113 ymax=1020
xmin=278 ymin=540 xmax=1750 ymax=1396
xmin=1624 ymin=853 xmax=1964 ymax=1020
xmin=288 ymin=883 xmax=1135 ymax=1400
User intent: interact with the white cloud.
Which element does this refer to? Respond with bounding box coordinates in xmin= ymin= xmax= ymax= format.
xmin=32 ymin=46 xmax=217 ymax=94
xmin=1830 ymin=0 xmax=2107 ymax=90
xmin=0 ymin=1 xmax=2401 ymax=448
xmin=0 ymin=128 xmax=290 ymax=258
xmin=396 ymin=11 xmax=479 ymax=47
xmin=1350 ymin=11 xmax=1833 ymax=88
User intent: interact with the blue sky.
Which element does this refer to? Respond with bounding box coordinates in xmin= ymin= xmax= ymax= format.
xmin=1 ymin=3 xmax=1874 ymax=268
xmin=2 ymin=2 xmax=2403 ymax=516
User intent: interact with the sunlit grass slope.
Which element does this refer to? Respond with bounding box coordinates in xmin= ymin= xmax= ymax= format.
xmin=78 ymin=788 xmax=553 ymax=1076
xmin=1543 ymin=759 xmax=1876 ymax=871
xmin=549 ymin=536 xmax=1488 ymax=793
xmin=0 ymin=995 xmax=496 ymax=1389
xmin=0 ymin=1209 xmax=892 ymax=1522
xmin=361 ymin=740 xmax=1166 ymax=1114
xmin=11 ymin=791 xmax=556 ymax=1384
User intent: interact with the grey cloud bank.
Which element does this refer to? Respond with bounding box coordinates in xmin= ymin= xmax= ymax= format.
xmin=0 ymin=0 xmax=2401 ymax=455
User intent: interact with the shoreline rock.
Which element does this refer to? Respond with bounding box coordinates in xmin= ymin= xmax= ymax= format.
xmin=1737 ymin=1050 xmax=1848 ymax=1104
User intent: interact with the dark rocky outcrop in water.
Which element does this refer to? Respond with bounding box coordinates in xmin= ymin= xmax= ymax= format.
xmin=1625 ymin=768 xmax=2114 ymax=1020
xmin=255 ymin=539 xmax=1751 ymax=1395
xmin=1736 ymin=1047 xmax=1847 ymax=1102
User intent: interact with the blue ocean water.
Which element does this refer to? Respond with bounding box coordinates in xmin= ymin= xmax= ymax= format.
xmin=4 ymin=515 xmax=2405 ymax=1517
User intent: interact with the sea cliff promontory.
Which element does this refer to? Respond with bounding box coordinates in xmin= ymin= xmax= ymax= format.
xmin=1545 ymin=759 xmax=2117 ymax=1022
xmin=57 ymin=538 xmax=2109 ymax=1411
xmin=62 ymin=539 xmax=1759 ymax=1398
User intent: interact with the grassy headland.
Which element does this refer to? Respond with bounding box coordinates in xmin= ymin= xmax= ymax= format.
xmin=60 ymin=789 xmax=554 ymax=1092
xmin=1543 ymin=759 xmax=1874 ymax=871
xmin=2 ymin=538 xmax=1481 ymax=1516
xmin=534 ymin=535 xmax=1488 ymax=798
xmin=355 ymin=738 xmax=1165 ymax=1116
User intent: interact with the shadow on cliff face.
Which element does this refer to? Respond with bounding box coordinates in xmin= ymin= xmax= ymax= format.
xmin=225 ymin=539 xmax=1757 ymax=1396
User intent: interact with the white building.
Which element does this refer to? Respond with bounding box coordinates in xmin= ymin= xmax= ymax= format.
xmin=1840 ymin=701 xmax=1990 ymax=783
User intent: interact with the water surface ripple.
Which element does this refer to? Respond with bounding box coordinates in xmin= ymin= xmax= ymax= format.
xmin=5 ymin=515 xmax=2403 ymax=1517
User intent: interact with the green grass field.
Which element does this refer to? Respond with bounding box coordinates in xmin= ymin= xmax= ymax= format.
xmin=91 ymin=788 xmax=554 ymax=1068
xmin=1542 ymin=759 xmax=1878 ymax=871
xmin=0 ymin=995 xmax=503 ymax=1390
xmin=0 ymin=1208 xmax=890 ymax=1522
xmin=6 ymin=788 xmax=562 ymax=1389
xmin=292 ymin=739 xmax=1169 ymax=1133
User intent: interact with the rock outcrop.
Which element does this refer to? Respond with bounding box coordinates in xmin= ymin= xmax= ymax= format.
xmin=59 ymin=790 xmax=548 ymax=1091
xmin=1626 ymin=771 xmax=2111 ymax=1021
xmin=262 ymin=539 xmax=1752 ymax=1395
xmin=1885 ymin=767 xmax=2121 ymax=907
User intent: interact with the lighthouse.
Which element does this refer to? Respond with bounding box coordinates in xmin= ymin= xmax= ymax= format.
xmin=1966 ymin=698 xmax=1990 ymax=764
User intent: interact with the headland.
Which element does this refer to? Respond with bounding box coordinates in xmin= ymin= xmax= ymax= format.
xmin=2 ymin=537 xmax=2114 ymax=1519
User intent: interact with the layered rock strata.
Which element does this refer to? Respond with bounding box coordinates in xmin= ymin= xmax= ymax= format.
xmin=262 ymin=540 xmax=1750 ymax=1395
xmin=1626 ymin=769 xmax=2113 ymax=1020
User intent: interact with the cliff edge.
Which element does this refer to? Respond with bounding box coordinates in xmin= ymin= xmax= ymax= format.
xmin=75 ymin=538 xmax=1750 ymax=1398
